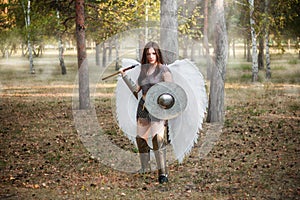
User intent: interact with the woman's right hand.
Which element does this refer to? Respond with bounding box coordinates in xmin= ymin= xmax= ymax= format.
xmin=119 ymin=68 xmax=126 ymax=76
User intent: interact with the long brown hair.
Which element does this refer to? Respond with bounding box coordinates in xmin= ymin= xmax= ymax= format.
xmin=141 ymin=41 xmax=164 ymax=65
xmin=138 ymin=41 xmax=164 ymax=84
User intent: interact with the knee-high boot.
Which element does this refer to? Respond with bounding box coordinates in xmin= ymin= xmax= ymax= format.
xmin=136 ymin=136 xmax=151 ymax=173
xmin=152 ymin=134 xmax=168 ymax=184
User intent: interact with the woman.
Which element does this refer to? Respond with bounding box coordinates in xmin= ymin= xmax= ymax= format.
xmin=120 ymin=41 xmax=172 ymax=184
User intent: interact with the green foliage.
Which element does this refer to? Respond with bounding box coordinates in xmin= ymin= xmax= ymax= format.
xmin=0 ymin=27 xmax=20 ymax=57
xmin=87 ymin=0 xmax=146 ymax=43
xmin=178 ymin=0 xmax=203 ymax=40
xmin=241 ymin=73 xmax=252 ymax=81
xmin=0 ymin=0 xmax=299 ymax=59
xmin=225 ymin=0 xmax=249 ymax=41
xmin=0 ymin=0 xmax=151 ymax=55
xmin=224 ymin=0 xmax=299 ymax=54
xmin=288 ymin=59 xmax=298 ymax=65
xmin=271 ymin=0 xmax=300 ymax=36
xmin=271 ymin=65 xmax=286 ymax=70
xmin=230 ymin=63 xmax=252 ymax=70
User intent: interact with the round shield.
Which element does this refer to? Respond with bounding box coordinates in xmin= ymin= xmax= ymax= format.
xmin=145 ymin=82 xmax=187 ymax=120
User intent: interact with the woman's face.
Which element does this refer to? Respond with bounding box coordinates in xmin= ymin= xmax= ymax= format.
xmin=146 ymin=47 xmax=157 ymax=64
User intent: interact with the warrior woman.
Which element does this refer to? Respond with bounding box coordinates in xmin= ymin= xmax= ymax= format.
xmin=119 ymin=41 xmax=172 ymax=184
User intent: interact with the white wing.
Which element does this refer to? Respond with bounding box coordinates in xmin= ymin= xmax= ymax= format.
xmin=167 ymin=59 xmax=208 ymax=163
xmin=115 ymin=58 xmax=141 ymax=143
xmin=115 ymin=58 xmax=207 ymax=163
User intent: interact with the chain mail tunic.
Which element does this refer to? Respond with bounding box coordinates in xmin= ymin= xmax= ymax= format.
xmin=136 ymin=65 xmax=171 ymax=122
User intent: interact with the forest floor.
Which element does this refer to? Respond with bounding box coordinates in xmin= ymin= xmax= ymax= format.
xmin=0 ymin=53 xmax=299 ymax=199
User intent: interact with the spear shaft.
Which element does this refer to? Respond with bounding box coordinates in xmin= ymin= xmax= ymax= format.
xmin=101 ymin=64 xmax=138 ymax=81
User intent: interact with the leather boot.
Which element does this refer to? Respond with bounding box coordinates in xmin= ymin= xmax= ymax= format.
xmin=136 ymin=136 xmax=151 ymax=173
xmin=152 ymin=135 xmax=168 ymax=184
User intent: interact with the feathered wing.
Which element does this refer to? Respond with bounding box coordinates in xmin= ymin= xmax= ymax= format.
xmin=167 ymin=59 xmax=208 ymax=163
xmin=115 ymin=58 xmax=207 ymax=163
xmin=115 ymin=58 xmax=141 ymax=143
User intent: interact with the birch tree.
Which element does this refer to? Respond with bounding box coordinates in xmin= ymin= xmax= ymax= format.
xmin=160 ymin=0 xmax=178 ymax=64
xmin=249 ymin=0 xmax=258 ymax=82
xmin=203 ymin=0 xmax=211 ymax=79
xmin=27 ymin=0 xmax=34 ymax=74
xmin=22 ymin=0 xmax=34 ymax=74
xmin=257 ymin=0 xmax=265 ymax=70
xmin=114 ymin=36 xmax=120 ymax=70
xmin=206 ymin=0 xmax=228 ymax=123
xmin=76 ymin=0 xmax=90 ymax=109
xmin=258 ymin=37 xmax=264 ymax=70
xmin=265 ymin=0 xmax=271 ymax=79
xmin=95 ymin=44 xmax=100 ymax=66
xmin=56 ymin=0 xmax=66 ymax=75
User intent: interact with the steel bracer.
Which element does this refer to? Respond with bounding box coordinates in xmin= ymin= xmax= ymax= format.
xmin=122 ymin=75 xmax=138 ymax=98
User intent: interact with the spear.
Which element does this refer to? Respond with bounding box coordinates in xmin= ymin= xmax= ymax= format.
xmin=101 ymin=64 xmax=139 ymax=81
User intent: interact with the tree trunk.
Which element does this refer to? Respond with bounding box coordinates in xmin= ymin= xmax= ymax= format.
xmin=39 ymin=44 xmax=43 ymax=56
xmin=95 ymin=43 xmax=100 ymax=66
xmin=183 ymin=35 xmax=188 ymax=58
xmin=22 ymin=43 xmax=25 ymax=57
xmin=258 ymin=36 xmax=264 ymax=70
xmin=115 ymin=36 xmax=120 ymax=70
xmin=203 ymin=0 xmax=211 ymax=80
xmin=58 ymin=37 xmax=66 ymax=75
xmin=145 ymin=0 xmax=149 ymax=42
xmin=243 ymin=38 xmax=246 ymax=59
xmin=108 ymin=39 xmax=112 ymax=62
xmin=76 ymin=0 xmax=90 ymax=109
xmin=25 ymin=0 xmax=34 ymax=74
xmin=232 ymin=38 xmax=236 ymax=59
xmin=198 ymin=42 xmax=202 ymax=57
xmin=190 ymin=40 xmax=195 ymax=61
xmin=102 ymin=43 xmax=107 ymax=67
xmin=206 ymin=0 xmax=228 ymax=123
xmin=249 ymin=0 xmax=258 ymax=82
xmin=160 ymin=0 xmax=178 ymax=64
xmin=138 ymin=30 xmax=144 ymax=61
xmin=265 ymin=0 xmax=271 ymax=79
xmin=57 ymin=0 xmax=66 ymax=75
xmin=247 ymin=37 xmax=251 ymax=62
xmin=9 ymin=44 xmax=16 ymax=56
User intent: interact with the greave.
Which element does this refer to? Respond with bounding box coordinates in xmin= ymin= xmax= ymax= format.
xmin=136 ymin=136 xmax=151 ymax=173
xmin=152 ymin=134 xmax=168 ymax=183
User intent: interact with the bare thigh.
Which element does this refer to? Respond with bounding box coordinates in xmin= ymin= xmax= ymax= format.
xmin=150 ymin=121 xmax=165 ymax=138
xmin=136 ymin=118 xmax=165 ymax=141
xmin=137 ymin=118 xmax=151 ymax=141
